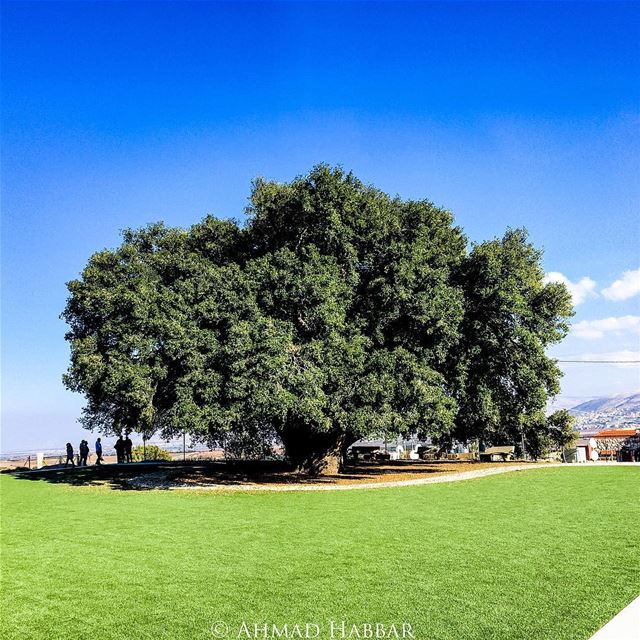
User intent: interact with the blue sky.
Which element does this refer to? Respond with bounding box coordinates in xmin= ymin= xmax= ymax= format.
xmin=2 ymin=1 xmax=639 ymax=452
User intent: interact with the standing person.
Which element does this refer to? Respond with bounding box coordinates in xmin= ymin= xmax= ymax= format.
xmin=114 ymin=436 xmax=125 ymax=464
xmin=79 ymin=440 xmax=89 ymax=466
xmin=124 ymin=434 xmax=133 ymax=463
xmin=95 ymin=438 xmax=104 ymax=465
xmin=65 ymin=442 xmax=75 ymax=467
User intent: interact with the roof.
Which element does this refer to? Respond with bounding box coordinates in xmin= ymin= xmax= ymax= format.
xmin=350 ymin=437 xmax=432 ymax=449
xmin=483 ymin=446 xmax=515 ymax=454
xmin=594 ymin=429 xmax=638 ymax=438
xmin=350 ymin=440 xmax=401 ymax=450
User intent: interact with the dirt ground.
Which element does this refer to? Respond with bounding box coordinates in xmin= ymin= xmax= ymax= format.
xmin=334 ymin=460 xmax=531 ymax=484
xmin=4 ymin=457 xmax=546 ymax=490
xmin=131 ymin=459 xmax=538 ymax=489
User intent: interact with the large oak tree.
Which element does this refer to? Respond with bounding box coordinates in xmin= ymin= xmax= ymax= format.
xmin=63 ymin=166 xmax=573 ymax=473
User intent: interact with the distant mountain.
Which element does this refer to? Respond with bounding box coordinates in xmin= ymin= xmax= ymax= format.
xmin=570 ymin=393 xmax=640 ymax=415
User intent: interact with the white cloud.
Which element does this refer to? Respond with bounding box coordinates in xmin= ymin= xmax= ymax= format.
xmin=543 ymin=272 xmax=597 ymax=306
xmin=572 ymin=315 xmax=640 ymax=339
xmin=601 ymin=268 xmax=640 ymax=301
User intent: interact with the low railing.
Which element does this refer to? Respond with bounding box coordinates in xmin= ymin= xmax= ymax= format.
xmin=3 ymin=449 xmax=223 ymax=470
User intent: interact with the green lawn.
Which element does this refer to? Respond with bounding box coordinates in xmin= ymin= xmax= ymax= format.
xmin=1 ymin=467 xmax=638 ymax=640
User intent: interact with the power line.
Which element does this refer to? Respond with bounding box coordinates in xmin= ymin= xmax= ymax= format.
xmin=556 ymin=360 xmax=640 ymax=364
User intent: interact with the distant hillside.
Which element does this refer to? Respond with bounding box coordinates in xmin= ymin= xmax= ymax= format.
xmin=570 ymin=392 xmax=640 ymax=414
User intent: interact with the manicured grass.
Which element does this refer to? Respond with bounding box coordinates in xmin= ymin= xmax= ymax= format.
xmin=1 ymin=467 xmax=638 ymax=640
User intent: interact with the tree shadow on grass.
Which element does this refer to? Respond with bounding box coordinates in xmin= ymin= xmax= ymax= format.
xmin=7 ymin=460 xmax=310 ymax=491
xmin=6 ymin=458 xmax=488 ymax=490
xmin=6 ymin=462 xmax=172 ymax=490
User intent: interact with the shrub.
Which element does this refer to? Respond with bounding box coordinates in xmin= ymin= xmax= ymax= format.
xmin=131 ymin=444 xmax=172 ymax=462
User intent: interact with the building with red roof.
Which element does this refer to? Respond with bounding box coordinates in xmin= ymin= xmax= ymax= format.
xmin=593 ymin=428 xmax=640 ymax=461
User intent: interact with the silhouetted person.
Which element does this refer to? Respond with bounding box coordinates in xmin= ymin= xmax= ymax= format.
xmin=95 ymin=438 xmax=104 ymax=465
xmin=114 ymin=436 xmax=125 ymax=464
xmin=65 ymin=442 xmax=75 ymax=467
xmin=124 ymin=435 xmax=133 ymax=463
xmin=79 ymin=440 xmax=89 ymax=466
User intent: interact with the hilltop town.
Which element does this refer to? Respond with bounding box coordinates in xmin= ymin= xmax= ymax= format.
xmin=570 ymin=393 xmax=640 ymax=434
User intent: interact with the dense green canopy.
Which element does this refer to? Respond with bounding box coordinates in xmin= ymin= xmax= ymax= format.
xmin=63 ymin=166 xmax=574 ymax=472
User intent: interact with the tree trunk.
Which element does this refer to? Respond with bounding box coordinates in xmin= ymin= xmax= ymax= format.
xmin=279 ymin=421 xmax=345 ymax=476
xmin=299 ymin=448 xmax=341 ymax=476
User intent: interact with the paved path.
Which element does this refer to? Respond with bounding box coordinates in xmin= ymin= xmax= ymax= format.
xmin=590 ymin=595 xmax=640 ymax=640
xmin=129 ymin=461 xmax=640 ymax=492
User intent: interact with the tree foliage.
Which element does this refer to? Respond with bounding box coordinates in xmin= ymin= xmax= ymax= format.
xmin=63 ymin=165 xmax=573 ymax=473
xmin=452 ymin=229 xmax=574 ymax=449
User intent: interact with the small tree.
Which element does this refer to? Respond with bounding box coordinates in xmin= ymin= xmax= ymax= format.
xmin=521 ymin=409 xmax=576 ymax=460
xmin=547 ymin=409 xmax=577 ymax=451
